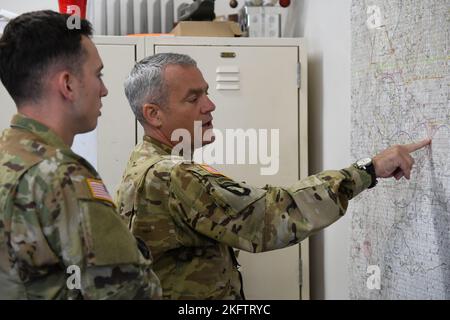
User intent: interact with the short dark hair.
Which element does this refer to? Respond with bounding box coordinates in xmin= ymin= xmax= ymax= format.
xmin=0 ymin=10 xmax=93 ymax=106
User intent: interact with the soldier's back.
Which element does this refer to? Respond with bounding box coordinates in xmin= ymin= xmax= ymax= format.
xmin=0 ymin=123 xmax=78 ymax=298
xmin=0 ymin=115 xmax=161 ymax=299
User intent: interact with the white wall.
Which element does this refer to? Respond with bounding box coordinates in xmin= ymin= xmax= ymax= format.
xmin=298 ymin=0 xmax=352 ymax=299
xmin=0 ymin=0 xmax=57 ymax=14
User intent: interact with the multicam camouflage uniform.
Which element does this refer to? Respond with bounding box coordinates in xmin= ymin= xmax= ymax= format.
xmin=116 ymin=136 xmax=372 ymax=299
xmin=0 ymin=114 xmax=161 ymax=299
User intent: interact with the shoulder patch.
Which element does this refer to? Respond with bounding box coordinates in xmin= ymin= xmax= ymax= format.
xmin=199 ymin=164 xmax=227 ymax=177
xmin=86 ymin=178 xmax=114 ymax=205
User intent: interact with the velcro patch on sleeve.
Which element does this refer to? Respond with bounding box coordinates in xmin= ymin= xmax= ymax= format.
xmin=86 ymin=178 xmax=115 ymax=205
xmin=199 ymin=164 xmax=226 ymax=177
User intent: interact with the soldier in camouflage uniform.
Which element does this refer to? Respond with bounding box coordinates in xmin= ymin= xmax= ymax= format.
xmin=0 ymin=11 xmax=161 ymax=299
xmin=116 ymin=53 xmax=430 ymax=299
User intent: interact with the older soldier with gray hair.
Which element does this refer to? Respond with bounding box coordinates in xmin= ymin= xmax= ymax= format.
xmin=0 ymin=11 xmax=161 ymax=299
xmin=116 ymin=52 xmax=430 ymax=299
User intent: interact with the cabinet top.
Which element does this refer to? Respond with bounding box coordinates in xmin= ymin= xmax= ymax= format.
xmin=94 ymin=35 xmax=306 ymax=48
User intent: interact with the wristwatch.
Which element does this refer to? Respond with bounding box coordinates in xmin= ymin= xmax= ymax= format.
xmin=354 ymin=158 xmax=378 ymax=189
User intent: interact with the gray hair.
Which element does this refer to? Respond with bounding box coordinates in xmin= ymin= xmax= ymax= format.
xmin=124 ymin=52 xmax=197 ymax=124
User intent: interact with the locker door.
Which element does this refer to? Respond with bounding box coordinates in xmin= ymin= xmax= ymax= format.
xmin=0 ymin=83 xmax=17 ymax=131
xmin=94 ymin=44 xmax=137 ymax=195
xmin=79 ymin=36 xmax=144 ymax=196
xmin=154 ymin=44 xmax=302 ymax=299
xmin=73 ymin=43 xmax=138 ymax=195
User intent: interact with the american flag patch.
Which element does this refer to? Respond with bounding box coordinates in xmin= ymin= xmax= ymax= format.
xmin=199 ymin=164 xmax=225 ymax=176
xmin=86 ymin=178 xmax=114 ymax=205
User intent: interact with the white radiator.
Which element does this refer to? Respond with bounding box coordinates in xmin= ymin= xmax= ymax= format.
xmin=87 ymin=0 xmax=179 ymax=35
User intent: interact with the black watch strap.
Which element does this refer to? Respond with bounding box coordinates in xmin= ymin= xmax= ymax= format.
xmin=365 ymin=163 xmax=378 ymax=189
xmin=354 ymin=158 xmax=378 ymax=189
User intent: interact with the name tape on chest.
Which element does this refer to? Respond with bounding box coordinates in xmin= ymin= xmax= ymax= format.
xmin=86 ymin=178 xmax=114 ymax=205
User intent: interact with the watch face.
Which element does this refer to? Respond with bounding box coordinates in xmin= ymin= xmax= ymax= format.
xmin=357 ymin=158 xmax=372 ymax=167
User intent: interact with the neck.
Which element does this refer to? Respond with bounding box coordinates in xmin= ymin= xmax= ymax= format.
xmin=19 ymin=104 xmax=75 ymax=146
xmin=146 ymin=127 xmax=174 ymax=148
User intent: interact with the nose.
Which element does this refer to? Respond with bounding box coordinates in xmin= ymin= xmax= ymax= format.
xmin=201 ymin=95 xmax=216 ymax=113
xmin=101 ymin=81 xmax=108 ymax=97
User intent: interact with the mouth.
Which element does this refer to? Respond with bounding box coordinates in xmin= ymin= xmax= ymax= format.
xmin=202 ymin=119 xmax=213 ymax=128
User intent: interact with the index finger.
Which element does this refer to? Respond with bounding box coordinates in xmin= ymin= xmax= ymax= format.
xmin=404 ymin=138 xmax=432 ymax=153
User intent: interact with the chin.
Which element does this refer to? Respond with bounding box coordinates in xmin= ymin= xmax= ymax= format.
xmin=202 ymin=135 xmax=215 ymax=146
xmin=201 ymin=126 xmax=215 ymax=145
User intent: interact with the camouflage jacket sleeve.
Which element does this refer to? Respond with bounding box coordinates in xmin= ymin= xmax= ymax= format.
xmin=12 ymin=159 xmax=161 ymax=299
xmin=170 ymin=163 xmax=372 ymax=253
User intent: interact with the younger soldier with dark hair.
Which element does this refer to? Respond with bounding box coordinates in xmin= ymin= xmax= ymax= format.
xmin=117 ymin=53 xmax=430 ymax=299
xmin=0 ymin=10 xmax=161 ymax=299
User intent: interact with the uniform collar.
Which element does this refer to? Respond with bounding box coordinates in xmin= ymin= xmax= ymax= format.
xmin=143 ymin=135 xmax=174 ymax=155
xmin=10 ymin=113 xmax=98 ymax=174
xmin=10 ymin=113 xmax=70 ymax=151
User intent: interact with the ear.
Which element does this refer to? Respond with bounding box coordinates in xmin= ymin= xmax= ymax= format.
xmin=142 ymin=103 xmax=163 ymax=127
xmin=55 ymin=71 xmax=77 ymax=101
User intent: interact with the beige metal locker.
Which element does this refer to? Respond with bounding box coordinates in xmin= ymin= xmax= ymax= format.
xmin=0 ymin=81 xmax=16 ymax=132
xmin=93 ymin=37 xmax=145 ymax=195
xmin=68 ymin=37 xmax=145 ymax=195
xmin=144 ymin=37 xmax=309 ymax=300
